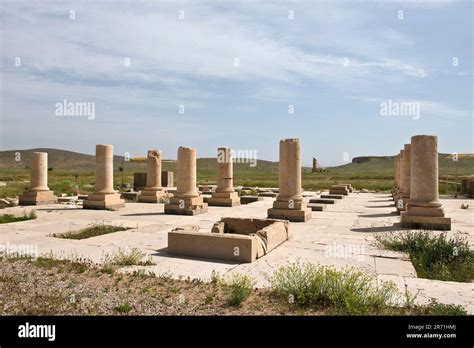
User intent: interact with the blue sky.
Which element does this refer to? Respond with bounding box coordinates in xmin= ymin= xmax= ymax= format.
xmin=0 ymin=0 xmax=472 ymax=166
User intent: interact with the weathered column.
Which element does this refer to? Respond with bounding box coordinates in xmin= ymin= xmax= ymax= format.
xmin=176 ymin=147 xmax=198 ymax=197
xmin=83 ymin=144 xmax=124 ymax=210
xmin=397 ymin=144 xmax=411 ymax=212
xmin=138 ymin=150 xmax=166 ymax=203
xmin=395 ymin=149 xmax=405 ymax=211
xmin=312 ymin=158 xmax=318 ymax=173
xmin=208 ymin=147 xmax=240 ymax=207
xmin=19 ymin=152 xmax=58 ymax=205
xmin=392 ymin=154 xmax=400 ymax=199
xmin=401 ymin=135 xmax=451 ymax=230
xmin=165 ymin=146 xmax=207 ymax=215
xmin=402 ymin=144 xmax=411 ymax=200
xmin=268 ymin=139 xmax=311 ymax=222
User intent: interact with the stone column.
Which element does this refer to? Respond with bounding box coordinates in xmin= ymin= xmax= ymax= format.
xmin=393 ymin=154 xmax=400 ymax=199
xmin=138 ymin=150 xmax=165 ymax=203
xmin=312 ymin=158 xmax=318 ymax=173
xmin=395 ymin=149 xmax=405 ymax=210
xmin=402 ymin=144 xmax=411 ymax=200
xmin=165 ymin=146 xmax=207 ymax=215
xmin=176 ymin=147 xmax=198 ymax=197
xmin=208 ymin=147 xmax=240 ymax=207
xmin=268 ymin=139 xmax=311 ymax=222
xmin=94 ymin=144 xmax=115 ymax=194
xmin=83 ymin=144 xmax=124 ymax=210
xmin=19 ymin=152 xmax=57 ymax=205
xmin=401 ymin=135 xmax=451 ymax=230
xmin=397 ymin=144 xmax=411 ymax=212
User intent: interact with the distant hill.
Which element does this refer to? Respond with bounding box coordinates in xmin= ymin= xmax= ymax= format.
xmin=327 ymin=154 xmax=474 ymax=176
xmin=0 ymin=149 xmax=472 ymax=177
xmin=0 ymin=148 xmax=280 ymax=173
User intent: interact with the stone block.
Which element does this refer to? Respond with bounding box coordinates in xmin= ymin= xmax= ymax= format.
xmin=19 ymin=190 xmax=58 ymax=206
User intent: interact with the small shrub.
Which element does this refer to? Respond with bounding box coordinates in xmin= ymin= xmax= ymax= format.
xmin=104 ymin=248 xmax=146 ymax=266
xmin=419 ymin=300 xmax=467 ymax=315
xmin=114 ymin=303 xmax=132 ymax=314
xmin=375 ymin=231 xmax=474 ymax=282
xmin=461 ymin=203 xmax=469 ymax=209
xmin=221 ymin=274 xmax=256 ymax=306
xmin=269 ymin=261 xmax=400 ymax=315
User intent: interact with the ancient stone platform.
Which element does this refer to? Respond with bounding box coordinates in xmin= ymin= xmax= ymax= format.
xmin=0 ymin=192 xmax=472 ymax=312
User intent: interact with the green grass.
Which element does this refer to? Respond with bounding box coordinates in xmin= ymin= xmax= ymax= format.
xmin=221 ymin=274 xmax=256 ymax=306
xmin=375 ymin=231 xmax=474 ymax=282
xmin=0 ymin=210 xmax=37 ymax=224
xmin=52 ymin=223 xmax=129 ymax=240
xmin=269 ymin=261 xmax=467 ymax=315
xmin=114 ymin=303 xmax=133 ymax=314
xmin=103 ymin=247 xmax=154 ymax=266
xmin=269 ymin=261 xmax=400 ymax=315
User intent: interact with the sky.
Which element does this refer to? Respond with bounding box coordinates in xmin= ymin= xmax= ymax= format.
xmin=0 ymin=0 xmax=472 ymax=167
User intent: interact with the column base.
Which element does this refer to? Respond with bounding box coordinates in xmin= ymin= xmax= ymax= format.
xmin=19 ymin=190 xmax=58 ymax=206
xmin=207 ymin=192 xmax=241 ymax=207
xmin=138 ymin=189 xmax=166 ymax=203
xmin=401 ymin=213 xmax=451 ymax=231
xmin=83 ymin=193 xmax=125 ymax=210
xmin=267 ymin=200 xmax=312 ymax=222
xmin=164 ymin=196 xmax=208 ymax=215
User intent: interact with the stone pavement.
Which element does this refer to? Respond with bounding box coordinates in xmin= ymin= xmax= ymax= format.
xmin=0 ymin=192 xmax=472 ymax=312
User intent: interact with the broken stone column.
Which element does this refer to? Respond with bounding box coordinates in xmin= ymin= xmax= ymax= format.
xmin=397 ymin=144 xmax=411 ymax=213
xmin=164 ymin=146 xmax=208 ymax=215
xmin=83 ymin=144 xmax=125 ymax=210
xmin=312 ymin=158 xmax=318 ymax=173
xmin=208 ymin=147 xmax=240 ymax=207
xmin=401 ymin=135 xmax=451 ymax=230
xmin=138 ymin=150 xmax=165 ymax=203
xmin=19 ymin=152 xmax=58 ymax=205
xmin=268 ymin=139 xmax=312 ymax=222
xmin=395 ymin=149 xmax=405 ymax=211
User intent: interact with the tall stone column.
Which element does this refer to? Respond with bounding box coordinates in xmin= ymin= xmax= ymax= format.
xmin=395 ymin=149 xmax=405 ymax=211
xmin=165 ymin=146 xmax=207 ymax=215
xmin=397 ymin=144 xmax=411 ymax=212
xmin=138 ymin=150 xmax=166 ymax=203
xmin=392 ymin=154 xmax=400 ymax=200
xmin=268 ymin=139 xmax=311 ymax=222
xmin=312 ymin=158 xmax=318 ymax=173
xmin=83 ymin=144 xmax=124 ymax=210
xmin=19 ymin=152 xmax=58 ymax=205
xmin=401 ymin=135 xmax=451 ymax=230
xmin=208 ymin=147 xmax=240 ymax=207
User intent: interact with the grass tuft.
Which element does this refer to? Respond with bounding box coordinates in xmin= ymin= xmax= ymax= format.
xmin=221 ymin=274 xmax=256 ymax=307
xmin=269 ymin=261 xmax=400 ymax=315
xmin=375 ymin=231 xmax=474 ymax=282
xmin=53 ymin=223 xmax=129 ymax=240
xmin=0 ymin=210 xmax=37 ymax=224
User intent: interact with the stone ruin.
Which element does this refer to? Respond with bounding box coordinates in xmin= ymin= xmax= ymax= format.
xmin=207 ymin=147 xmax=241 ymax=207
xmin=399 ymin=135 xmax=451 ymax=230
xmin=83 ymin=144 xmax=125 ymax=210
xmin=138 ymin=150 xmax=166 ymax=203
xmin=164 ymin=146 xmax=208 ymax=215
xmin=19 ymin=152 xmax=58 ymax=205
xmin=168 ymin=217 xmax=290 ymax=263
xmin=267 ymin=139 xmax=312 ymax=222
